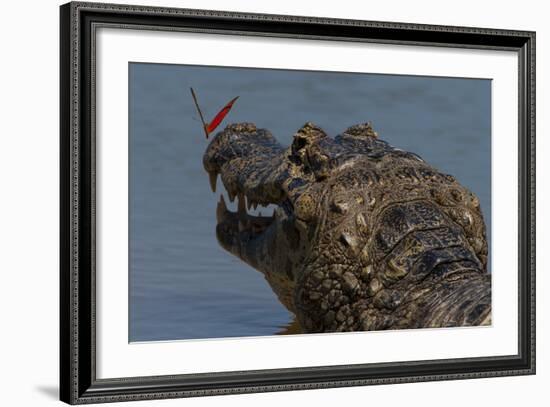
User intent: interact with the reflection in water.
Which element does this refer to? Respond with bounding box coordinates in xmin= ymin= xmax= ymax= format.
xmin=277 ymin=318 xmax=303 ymax=336
xmin=129 ymin=63 xmax=491 ymax=342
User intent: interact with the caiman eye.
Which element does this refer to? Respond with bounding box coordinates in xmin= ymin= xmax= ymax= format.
xmin=290 ymin=123 xmax=331 ymax=180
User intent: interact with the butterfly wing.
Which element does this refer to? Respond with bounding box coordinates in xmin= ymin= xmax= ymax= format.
xmin=206 ymin=96 xmax=239 ymax=135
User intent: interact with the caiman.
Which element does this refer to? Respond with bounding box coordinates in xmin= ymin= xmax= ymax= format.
xmin=203 ymin=122 xmax=491 ymax=333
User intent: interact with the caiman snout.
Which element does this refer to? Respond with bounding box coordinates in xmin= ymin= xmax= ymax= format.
xmin=202 ymin=123 xmax=304 ymax=299
xmin=203 ymin=123 xmax=287 ymax=205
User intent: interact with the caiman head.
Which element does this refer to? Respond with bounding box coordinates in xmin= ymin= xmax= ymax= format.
xmin=203 ymin=122 xmax=490 ymax=333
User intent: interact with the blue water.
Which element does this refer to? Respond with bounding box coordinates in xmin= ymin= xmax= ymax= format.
xmin=129 ymin=63 xmax=491 ymax=342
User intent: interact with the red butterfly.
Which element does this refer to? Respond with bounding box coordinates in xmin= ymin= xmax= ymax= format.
xmin=190 ymin=87 xmax=239 ymax=139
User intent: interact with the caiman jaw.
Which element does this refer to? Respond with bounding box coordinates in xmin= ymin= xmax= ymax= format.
xmin=214 ymin=193 xmax=284 ymax=270
xmin=203 ymin=123 xmax=292 ymax=272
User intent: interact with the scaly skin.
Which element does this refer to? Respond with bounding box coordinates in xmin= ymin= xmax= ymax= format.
xmin=203 ymin=122 xmax=491 ymax=333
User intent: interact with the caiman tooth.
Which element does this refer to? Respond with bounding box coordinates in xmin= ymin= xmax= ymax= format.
xmin=216 ymin=195 xmax=228 ymax=222
xmin=208 ymin=171 xmax=218 ymax=193
xmin=228 ymin=189 xmax=236 ymax=202
xmin=247 ymin=196 xmax=253 ymax=211
xmin=238 ymin=193 xmax=246 ymax=214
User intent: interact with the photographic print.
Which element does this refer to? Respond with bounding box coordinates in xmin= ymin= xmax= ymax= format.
xmin=61 ymin=4 xmax=535 ymax=403
xmin=129 ymin=63 xmax=491 ymax=342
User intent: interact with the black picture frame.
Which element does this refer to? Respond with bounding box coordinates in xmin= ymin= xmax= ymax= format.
xmin=60 ymin=1 xmax=536 ymax=404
